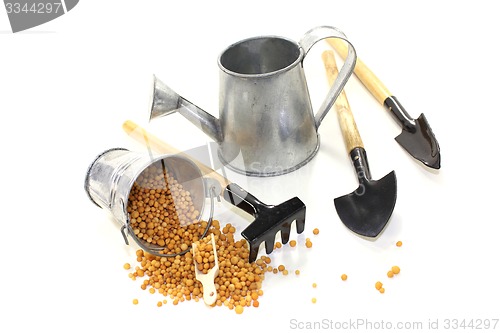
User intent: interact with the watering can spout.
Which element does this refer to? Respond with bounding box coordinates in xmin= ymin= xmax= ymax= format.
xmin=149 ymin=75 xmax=223 ymax=143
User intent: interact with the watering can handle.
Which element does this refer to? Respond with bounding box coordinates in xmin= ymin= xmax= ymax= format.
xmin=299 ymin=26 xmax=357 ymax=128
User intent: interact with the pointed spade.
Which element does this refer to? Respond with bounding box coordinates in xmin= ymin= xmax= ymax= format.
xmin=328 ymin=38 xmax=440 ymax=169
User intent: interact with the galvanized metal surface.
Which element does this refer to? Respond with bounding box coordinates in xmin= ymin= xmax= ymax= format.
xmin=84 ymin=148 xmax=210 ymax=254
xmin=150 ymin=26 xmax=357 ymax=177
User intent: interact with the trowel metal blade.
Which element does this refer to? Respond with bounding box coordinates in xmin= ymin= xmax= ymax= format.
xmin=395 ymin=113 xmax=441 ymax=169
xmin=334 ymin=171 xmax=397 ymax=238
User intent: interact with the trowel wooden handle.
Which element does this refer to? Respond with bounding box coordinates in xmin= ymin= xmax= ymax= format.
xmin=322 ymin=50 xmax=364 ymax=152
xmin=122 ymin=120 xmax=229 ymax=188
xmin=327 ymin=38 xmax=391 ymax=105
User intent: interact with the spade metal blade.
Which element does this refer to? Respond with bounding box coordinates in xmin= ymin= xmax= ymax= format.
xmin=385 ymin=97 xmax=441 ymax=169
xmin=395 ymin=113 xmax=441 ymax=169
xmin=334 ymin=148 xmax=397 ymax=238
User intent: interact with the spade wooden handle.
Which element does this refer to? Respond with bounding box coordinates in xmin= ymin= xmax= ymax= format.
xmin=327 ymin=38 xmax=391 ymax=105
xmin=122 ymin=120 xmax=229 ymax=188
xmin=322 ymin=50 xmax=364 ymax=152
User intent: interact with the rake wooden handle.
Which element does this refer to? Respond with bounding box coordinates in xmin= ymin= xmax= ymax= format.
xmin=327 ymin=38 xmax=391 ymax=105
xmin=122 ymin=120 xmax=229 ymax=188
xmin=322 ymin=50 xmax=364 ymax=152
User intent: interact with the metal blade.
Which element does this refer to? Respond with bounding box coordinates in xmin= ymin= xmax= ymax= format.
xmin=334 ymin=170 xmax=397 ymax=238
xmin=395 ymin=113 xmax=441 ymax=169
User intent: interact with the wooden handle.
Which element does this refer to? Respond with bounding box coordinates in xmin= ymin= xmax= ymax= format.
xmin=122 ymin=120 xmax=229 ymax=189
xmin=322 ymin=50 xmax=364 ymax=152
xmin=327 ymin=38 xmax=391 ymax=105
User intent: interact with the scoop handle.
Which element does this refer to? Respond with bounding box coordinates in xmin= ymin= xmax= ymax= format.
xmin=327 ymin=38 xmax=391 ymax=105
xmin=322 ymin=51 xmax=364 ymax=152
xmin=199 ymin=272 xmax=218 ymax=305
xmin=122 ymin=120 xmax=229 ymax=189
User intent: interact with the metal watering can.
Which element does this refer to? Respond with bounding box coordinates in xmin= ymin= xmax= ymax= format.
xmin=150 ymin=26 xmax=357 ymax=176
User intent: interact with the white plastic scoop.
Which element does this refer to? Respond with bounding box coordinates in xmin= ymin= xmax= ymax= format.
xmin=192 ymin=233 xmax=219 ymax=305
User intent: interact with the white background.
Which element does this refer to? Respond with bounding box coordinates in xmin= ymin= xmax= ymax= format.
xmin=1 ymin=1 xmax=499 ymax=332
